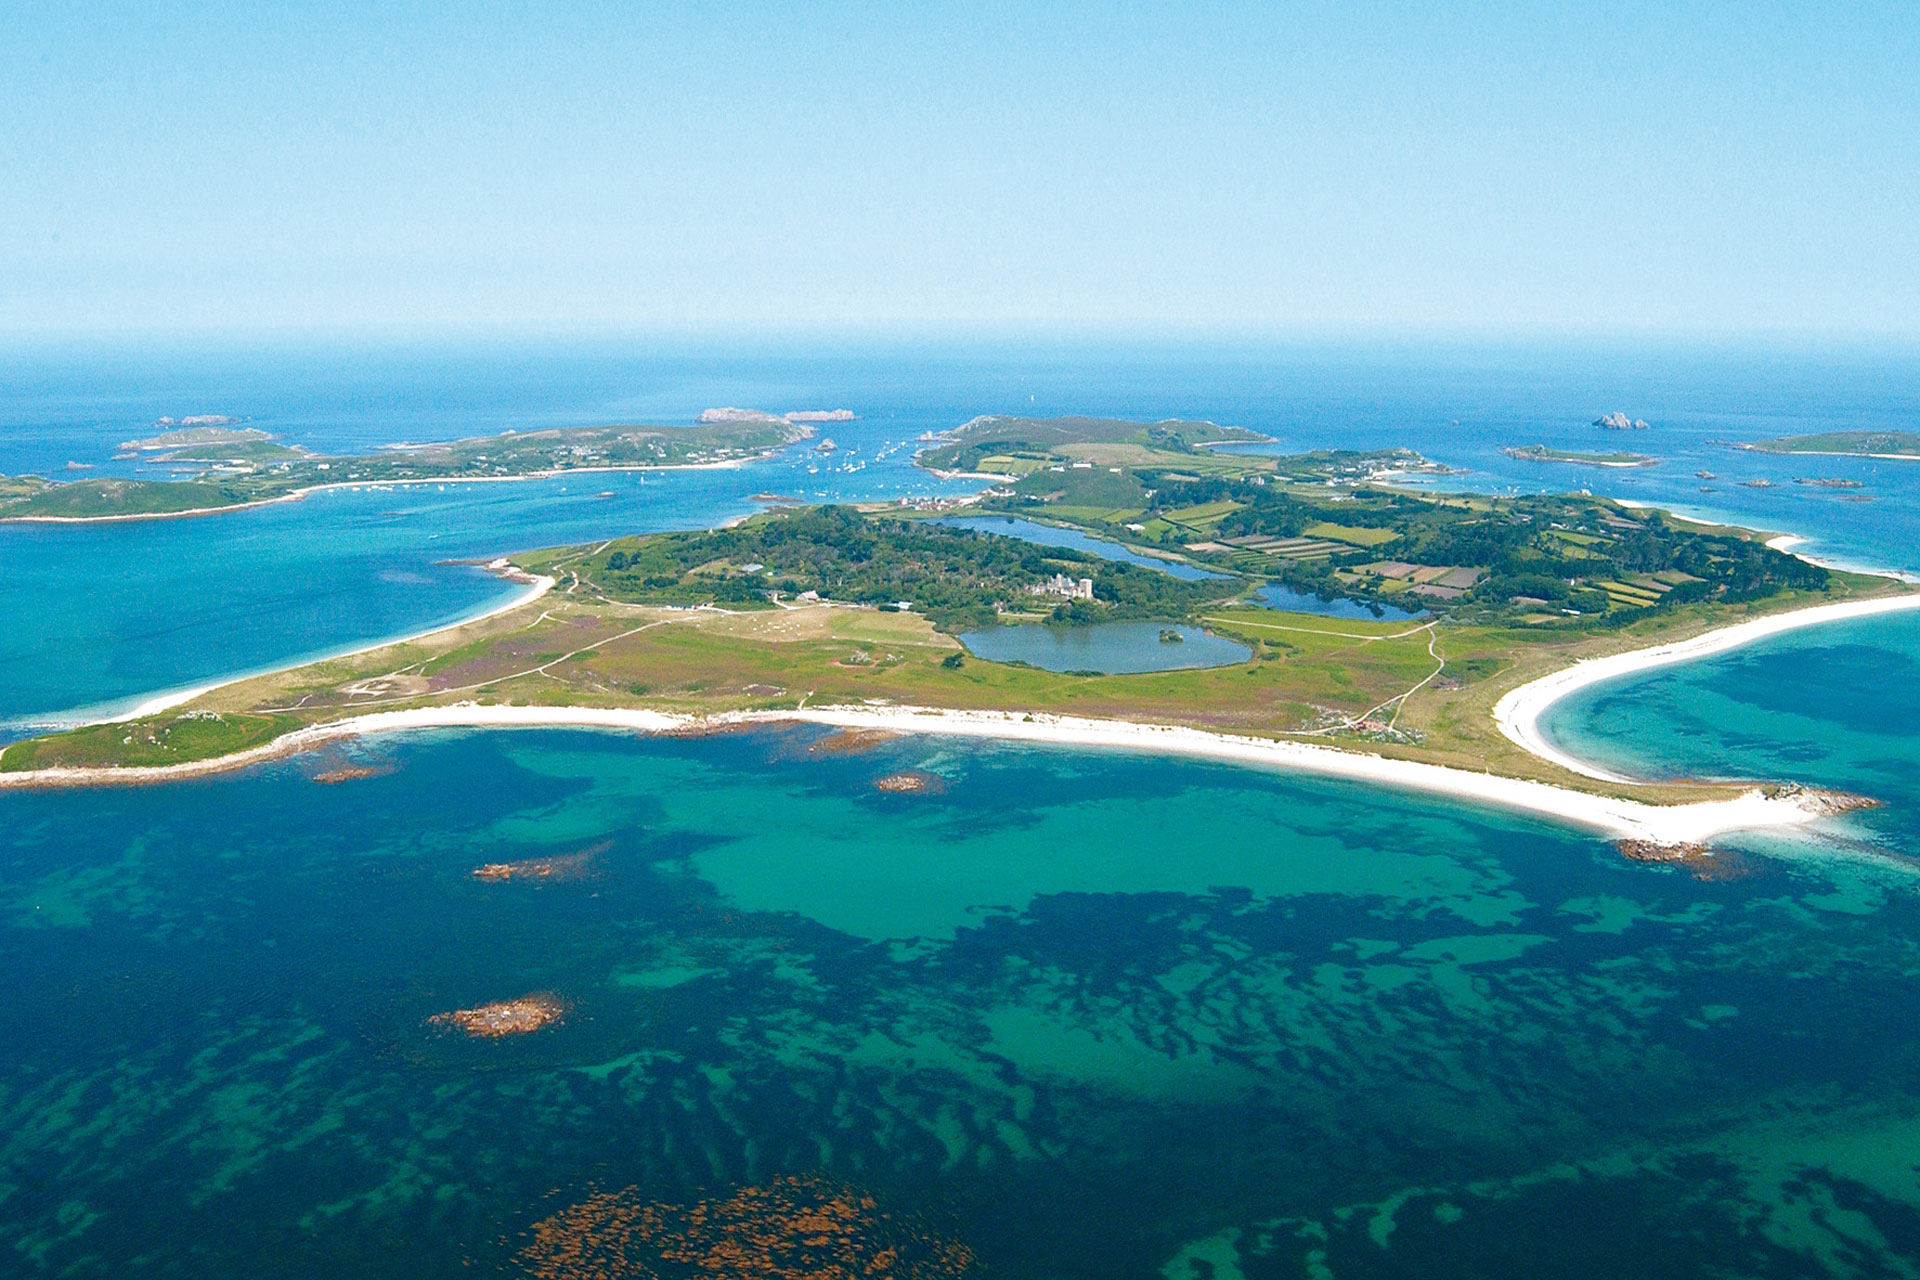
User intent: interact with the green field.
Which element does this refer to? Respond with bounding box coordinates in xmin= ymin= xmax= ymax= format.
xmin=1742 ymin=430 xmax=1920 ymax=457
xmin=1503 ymin=444 xmax=1656 ymax=466
xmin=1303 ymin=521 xmax=1400 ymax=547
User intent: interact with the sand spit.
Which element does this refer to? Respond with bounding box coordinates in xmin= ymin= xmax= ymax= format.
xmin=0 ymin=699 xmax=1863 ymax=848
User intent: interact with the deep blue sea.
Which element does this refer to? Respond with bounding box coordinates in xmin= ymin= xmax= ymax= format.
xmin=3 ymin=335 xmax=1919 ymax=1277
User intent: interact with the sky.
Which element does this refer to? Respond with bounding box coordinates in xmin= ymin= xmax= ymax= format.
xmin=3 ymin=1 xmax=1917 ymax=338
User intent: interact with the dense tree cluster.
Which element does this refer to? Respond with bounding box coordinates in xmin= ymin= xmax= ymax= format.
xmin=586 ymin=505 xmax=1239 ymax=630
xmin=1127 ymin=472 xmax=1827 ymax=621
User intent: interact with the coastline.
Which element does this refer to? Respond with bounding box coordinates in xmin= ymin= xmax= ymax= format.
xmin=0 ymin=697 xmax=1859 ymax=848
xmin=1493 ymin=593 xmax=1920 ymax=783
xmin=9 ymin=566 xmax=556 ymax=734
xmin=0 ymin=452 xmax=779 ymax=527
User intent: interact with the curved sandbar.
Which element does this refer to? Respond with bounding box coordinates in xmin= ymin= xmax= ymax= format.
xmin=1494 ymin=593 xmax=1920 ymax=783
xmin=10 ymin=567 xmax=557 ymax=733
xmin=0 ymin=699 xmax=1849 ymax=848
xmin=0 ymin=455 xmax=769 ymax=526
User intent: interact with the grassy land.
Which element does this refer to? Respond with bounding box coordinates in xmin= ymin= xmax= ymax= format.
xmin=0 ymin=711 xmax=301 ymax=771
xmin=1740 ymin=430 xmax=1920 ymax=458
xmin=1503 ymin=444 xmax=1657 ymax=466
xmin=5 ymin=551 xmax=1906 ymax=808
xmin=0 ymin=418 xmax=810 ymax=521
xmin=6 ymin=418 xmax=1913 ymax=796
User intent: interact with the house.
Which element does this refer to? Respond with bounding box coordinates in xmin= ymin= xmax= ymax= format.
xmin=1031 ymin=574 xmax=1095 ymax=601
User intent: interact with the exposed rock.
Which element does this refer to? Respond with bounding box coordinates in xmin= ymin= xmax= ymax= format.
xmin=1772 ymin=784 xmax=1883 ymax=818
xmin=516 ymin=1174 xmax=976 ymax=1280
xmin=471 ymin=840 xmax=609 ymax=883
xmin=1614 ymin=840 xmax=1763 ymax=881
xmin=312 ymin=764 xmax=394 ymax=784
xmin=807 ymin=727 xmax=900 ymax=756
xmin=874 ymin=770 xmax=944 ymax=794
xmin=1594 ymin=411 xmax=1651 ymax=430
xmin=428 ymin=992 xmax=567 ymax=1037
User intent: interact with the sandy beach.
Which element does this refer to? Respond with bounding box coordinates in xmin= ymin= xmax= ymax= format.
xmin=0 ymin=451 xmax=782 ymax=526
xmin=55 ymin=568 xmax=556 ymax=729
xmin=0 ymin=697 xmax=1858 ymax=847
xmin=1494 ymin=593 xmax=1920 ymax=782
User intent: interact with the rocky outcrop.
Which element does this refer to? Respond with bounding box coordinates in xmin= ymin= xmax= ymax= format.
xmin=1771 ymin=784 xmax=1883 ymax=818
xmin=1614 ymin=840 xmax=1761 ymax=881
xmin=1594 ymin=412 xmax=1651 ymax=430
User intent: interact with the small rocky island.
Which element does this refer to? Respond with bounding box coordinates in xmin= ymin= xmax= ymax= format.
xmin=1594 ymin=412 xmax=1651 ymax=430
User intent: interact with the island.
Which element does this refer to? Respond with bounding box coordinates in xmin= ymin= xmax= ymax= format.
xmin=1593 ymin=412 xmax=1651 ymax=430
xmin=0 ymin=413 xmax=813 ymax=522
xmin=3 ymin=416 xmax=1912 ymax=860
xmin=1503 ymin=444 xmax=1657 ymax=468
xmin=917 ymin=414 xmax=1271 ymax=478
xmin=1737 ymin=430 xmax=1920 ymax=460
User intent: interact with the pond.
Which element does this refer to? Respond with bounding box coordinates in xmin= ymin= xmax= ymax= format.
xmin=958 ymin=620 xmax=1252 ymax=673
xmin=932 ymin=515 xmax=1227 ymax=579
xmin=1252 ymin=583 xmax=1427 ymax=621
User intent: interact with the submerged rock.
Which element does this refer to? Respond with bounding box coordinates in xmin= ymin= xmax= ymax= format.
xmin=1614 ymin=840 xmax=1762 ymax=881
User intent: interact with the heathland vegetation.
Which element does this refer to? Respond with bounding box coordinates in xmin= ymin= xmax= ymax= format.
xmin=1738 ymin=430 xmax=1920 ymax=459
xmin=1 ymin=416 xmax=1907 ymax=791
xmin=936 ymin=419 xmax=1830 ymax=628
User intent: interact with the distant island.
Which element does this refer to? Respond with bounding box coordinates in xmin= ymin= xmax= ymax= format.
xmin=1594 ymin=412 xmax=1651 ymax=430
xmin=701 ymin=406 xmax=856 ymax=424
xmin=5 ymin=414 xmax=1905 ymax=858
xmin=916 ymin=414 xmax=1270 ymax=477
xmin=122 ymin=424 xmax=267 ymax=450
xmin=0 ymin=416 xmax=811 ymax=522
xmin=1504 ymin=444 xmax=1657 ymax=468
xmin=1738 ymin=430 xmax=1920 ymax=460
xmin=151 ymin=414 xmax=242 ymax=428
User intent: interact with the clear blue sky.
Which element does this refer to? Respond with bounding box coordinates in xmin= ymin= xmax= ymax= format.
xmin=4 ymin=1 xmax=1916 ymax=337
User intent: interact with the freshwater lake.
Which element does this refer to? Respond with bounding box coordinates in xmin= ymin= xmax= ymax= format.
xmin=931 ymin=513 xmax=1227 ymax=579
xmin=5 ymin=336 xmax=1920 ymax=1277
xmin=958 ymin=620 xmax=1252 ymax=673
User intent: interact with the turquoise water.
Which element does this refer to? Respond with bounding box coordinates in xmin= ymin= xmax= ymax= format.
xmin=959 ymin=621 xmax=1251 ymax=673
xmin=931 ymin=515 xmax=1228 ymax=579
xmin=6 ymin=338 xmax=1920 ymax=1276
xmin=1541 ymin=610 xmax=1920 ymax=864
xmin=6 ymin=726 xmax=1920 ymax=1278
xmin=5 ymin=337 xmax=1920 ymax=726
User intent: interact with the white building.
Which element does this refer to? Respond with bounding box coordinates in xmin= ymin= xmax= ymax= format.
xmin=1031 ymin=573 xmax=1095 ymax=601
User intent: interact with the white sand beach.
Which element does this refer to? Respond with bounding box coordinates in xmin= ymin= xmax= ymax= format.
xmin=1493 ymin=593 xmax=1920 ymax=783
xmin=0 ymin=697 xmax=1853 ymax=848
xmin=93 ymin=570 xmax=555 ymax=726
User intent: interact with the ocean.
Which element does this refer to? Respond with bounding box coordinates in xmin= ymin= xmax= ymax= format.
xmin=2 ymin=335 xmax=1918 ymax=1276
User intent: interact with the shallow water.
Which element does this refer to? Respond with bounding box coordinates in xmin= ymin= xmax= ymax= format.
xmin=958 ymin=620 xmax=1251 ymax=673
xmin=1540 ymin=610 xmax=1920 ymax=863
xmin=4 ymin=726 xmax=1920 ymax=1277
xmin=7 ymin=336 xmax=1920 ymax=728
xmin=7 ymin=337 xmax=1920 ymax=1277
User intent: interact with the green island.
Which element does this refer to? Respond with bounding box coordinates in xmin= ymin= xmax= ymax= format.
xmin=4 ymin=415 xmax=1910 ymax=817
xmin=1738 ymin=430 xmax=1920 ymax=459
xmin=1503 ymin=443 xmax=1657 ymax=468
xmin=916 ymin=414 xmax=1270 ymax=477
xmin=0 ymin=416 xmax=811 ymax=520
